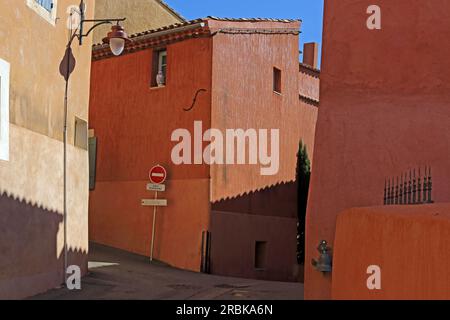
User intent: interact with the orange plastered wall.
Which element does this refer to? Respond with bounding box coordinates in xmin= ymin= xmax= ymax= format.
xmin=306 ymin=0 xmax=450 ymax=299
xmin=88 ymin=37 xmax=213 ymax=271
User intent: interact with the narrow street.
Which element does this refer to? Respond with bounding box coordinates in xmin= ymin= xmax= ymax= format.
xmin=31 ymin=244 xmax=304 ymax=300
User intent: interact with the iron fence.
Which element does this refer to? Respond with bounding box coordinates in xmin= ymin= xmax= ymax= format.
xmin=384 ymin=167 xmax=433 ymax=205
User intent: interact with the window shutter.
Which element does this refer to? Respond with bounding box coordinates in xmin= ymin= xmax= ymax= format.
xmin=89 ymin=137 xmax=97 ymax=190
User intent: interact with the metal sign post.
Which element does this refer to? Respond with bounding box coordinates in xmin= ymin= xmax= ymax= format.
xmin=150 ymin=190 xmax=158 ymax=262
xmin=142 ymin=165 xmax=168 ymax=263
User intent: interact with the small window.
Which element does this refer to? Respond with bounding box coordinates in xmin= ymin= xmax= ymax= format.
xmin=273 ymin=67 xmax=282 ymax=94
xmin=255 ymin=241 xmax=267 ymax=270
xmin=151 ymin=49 xmax=167 ymax=87
xmin=27 ymin=0 xmax=57 ymax=25
xmin=0 ymin=58 xmax=10 ymax=162
xmin=74 ymin=117 xmax=88 ymax=150
xmin=36 ymin=0 xmax=54 ymax=12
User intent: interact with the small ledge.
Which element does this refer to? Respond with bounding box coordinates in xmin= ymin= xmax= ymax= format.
xmin=150 ymin=85 xmax=166 ymax=90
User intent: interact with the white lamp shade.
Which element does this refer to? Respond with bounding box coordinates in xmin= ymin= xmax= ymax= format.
xmin=109 ymin=38 xmax=125 ymax=56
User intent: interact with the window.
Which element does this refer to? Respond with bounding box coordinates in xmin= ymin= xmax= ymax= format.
xmin=26 ymin=0 xmax=57 ymax=25
xmin=74 ymin=117 xmax=88 ymax=150
xmin=255 ymin=241 xmax=267 ymax=270
xmin=273 ymin=67 xmax=282 ymax=94
xmin=0 ymin=58 xmax=10 ymax=162
xmin=36 ymin=0 xmax=53 ymax=12
xmin=151 ymin=49 xmax=167 ymax=87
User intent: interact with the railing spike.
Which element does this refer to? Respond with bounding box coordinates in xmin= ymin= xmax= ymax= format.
xmin=399 ymin=174 xmax=403 ymax=205
xmin=428 ymin=166 xmax=433 ymax=203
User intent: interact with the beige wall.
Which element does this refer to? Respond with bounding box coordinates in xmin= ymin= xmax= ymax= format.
xmin=0 ymin=0 xmax=93 ymax=299
xmin=2 ymin=0 xmax=93 ymax=143
xmin=93 ymin=0 xmax=185 ymax=44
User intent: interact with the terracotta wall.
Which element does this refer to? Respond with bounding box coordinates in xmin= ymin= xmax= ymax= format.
xmin=211 ymin=210 xmax=298 ymax=282
xmin=89 ymin=38 xmax=213 ymax=272
xmin=209 ymin=20 xmax=314 ymax=202
xmin=332 ymin=204 xmax=450 ymax=300
xmin=306 ymin=0 xmax=450 ymax=299
xmin=208 ymin=20 xmax=318 ymax=281
xmin=212 ymin=182 xmax=298 ymax=219
xmin=90 ymin=19 xmax=320 ymax=280
xmin=298 ymin=66 xmax=319 ymax=162
xmin=299 ymin=68 xmax=320 ymax=103
xmin=211 ymin=182 xmax=299 ymax=281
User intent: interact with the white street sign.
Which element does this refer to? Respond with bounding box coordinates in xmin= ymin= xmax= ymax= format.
xmin=147 ymin=183 xmax=166 ymax=192
xmin=142 ymin=199 xmax=168 ymax=207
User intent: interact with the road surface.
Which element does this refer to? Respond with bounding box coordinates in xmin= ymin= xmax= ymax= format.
xmin=31 ymin=243 xmax=304 ymax=300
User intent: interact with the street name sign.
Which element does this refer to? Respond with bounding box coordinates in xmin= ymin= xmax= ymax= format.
xmin=147 ymin=183 xmax=166 ymax=192
xmin=142 ymin=199 xmax=168 ymax=207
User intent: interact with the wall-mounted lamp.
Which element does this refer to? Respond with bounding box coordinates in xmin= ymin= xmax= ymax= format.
xmin=311 ymin=240 xmax=332 ymax=273
xmin=60 ymin=0 xmax=131 ymax=287
xmin=73 ymin=0 xmax=131 ymax=56
xmin=102 ymin=24 xmax=131 ymax=56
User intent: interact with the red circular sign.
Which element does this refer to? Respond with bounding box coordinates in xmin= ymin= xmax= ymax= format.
xmin=149 ymin=165 xmax=167 ymax=184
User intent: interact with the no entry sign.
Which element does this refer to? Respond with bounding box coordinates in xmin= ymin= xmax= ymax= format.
xmin=149 ymin=165 xmax=167 ymax=185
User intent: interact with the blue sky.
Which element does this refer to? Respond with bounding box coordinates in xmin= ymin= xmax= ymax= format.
xmin=164 ymin=0 xmax=324 ymax=67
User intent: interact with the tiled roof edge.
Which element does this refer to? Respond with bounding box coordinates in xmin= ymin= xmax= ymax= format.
xmin=207 ymin=16 xmax=301 ymax=23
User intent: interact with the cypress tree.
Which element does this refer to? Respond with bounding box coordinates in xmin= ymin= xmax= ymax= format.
xmin=296 ymin=140 xmax=311 ymax=264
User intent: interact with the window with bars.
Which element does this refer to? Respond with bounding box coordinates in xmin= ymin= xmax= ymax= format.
xmin=35 ymin=0 xmax=53 ymax=12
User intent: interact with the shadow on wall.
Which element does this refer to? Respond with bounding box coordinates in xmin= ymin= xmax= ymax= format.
xmin=0 ymin=192 xmax=87 ymax=300
xmin=210 ymin=181 xmax=300 ymax=282
xmin=212 ymin=181 xmax=298 ymax=218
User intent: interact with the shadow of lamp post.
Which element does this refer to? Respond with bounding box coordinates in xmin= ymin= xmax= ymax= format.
xmin=58 ymin=0 xmax=131 ymax=286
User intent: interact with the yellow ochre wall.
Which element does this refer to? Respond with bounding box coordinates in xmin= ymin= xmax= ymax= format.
xmin=93 ymin=0 xmax=185 ymax=44
xmin=0 ymin=0 xmax=94 ymax=299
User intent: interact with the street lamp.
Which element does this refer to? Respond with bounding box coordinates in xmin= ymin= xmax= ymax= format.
xmin=60 ymin=0 xmax=131 ymax=286
xmin=103 ymin=25 xmax=131 ymax=56
xmin=72 ymin=0 xmax=131 ymax=50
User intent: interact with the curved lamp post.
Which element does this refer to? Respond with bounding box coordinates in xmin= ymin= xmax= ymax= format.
xmin=61 ymin=0 xmax=131 ymax=285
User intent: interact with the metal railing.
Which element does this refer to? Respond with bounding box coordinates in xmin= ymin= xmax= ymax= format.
xmin=384 ymin=167 xmax=433 ymax=205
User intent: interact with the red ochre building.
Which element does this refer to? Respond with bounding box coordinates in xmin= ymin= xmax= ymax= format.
xmin=89 ymin=17 xmax=320 ymax=282
xmin=305 ymin=0 xmax=450 ymax=299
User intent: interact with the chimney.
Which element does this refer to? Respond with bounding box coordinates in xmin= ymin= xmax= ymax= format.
xmin=303 ymin=42 xmax=319 ymax=69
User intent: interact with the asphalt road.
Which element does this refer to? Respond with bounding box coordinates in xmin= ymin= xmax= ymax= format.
xmin=31 ymin=243 xmax=304 ymax=300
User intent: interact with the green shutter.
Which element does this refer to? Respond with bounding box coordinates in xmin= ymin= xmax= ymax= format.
xmin=88 ymin=137 xmax=97 ymax=190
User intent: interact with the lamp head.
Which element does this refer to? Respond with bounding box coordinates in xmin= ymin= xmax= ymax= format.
xmin=103 ymin=24 xmax=131 ymax=56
